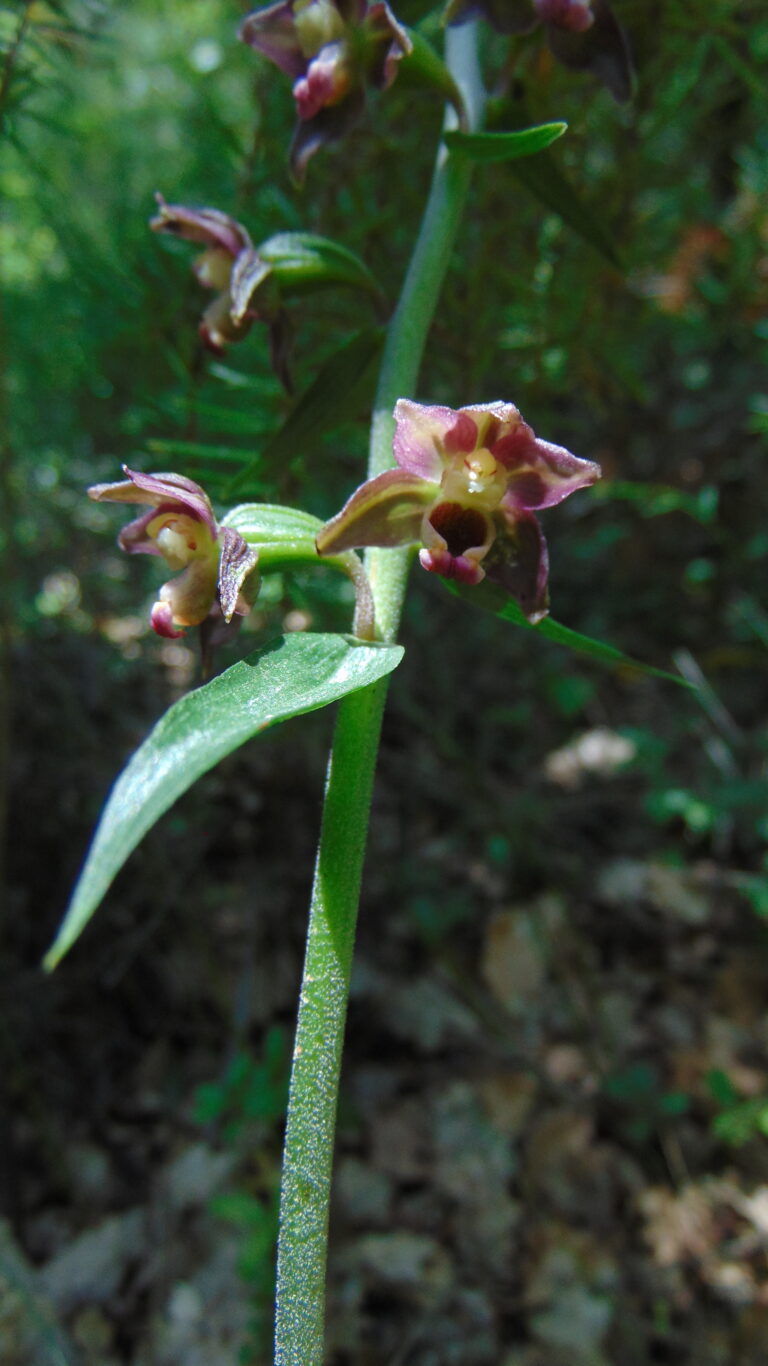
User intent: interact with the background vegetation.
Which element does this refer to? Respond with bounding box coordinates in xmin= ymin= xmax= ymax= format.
xmin=3 ymin=1 xmax=768 ymax=1362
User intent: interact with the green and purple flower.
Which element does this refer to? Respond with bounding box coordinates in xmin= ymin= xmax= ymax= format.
xmin=317 ymin=399 xmax=600 ymax=621
xmin=445 ymin=0 xmax=633 ymax=103
xmin=150 ymin=196 xmax=290 ymax=385
xmin=239 ymin=0 xmax=411 ymax=176
xmin=88 ymin=469 xmax=259 ymax=640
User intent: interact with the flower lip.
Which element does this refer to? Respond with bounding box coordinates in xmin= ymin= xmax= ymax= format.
xmin=428 ymin=501 xmax=490 ymax=560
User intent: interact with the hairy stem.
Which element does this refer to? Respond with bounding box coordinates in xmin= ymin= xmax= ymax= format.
xmin=273 ymin=27 xmax=485 ymax=1366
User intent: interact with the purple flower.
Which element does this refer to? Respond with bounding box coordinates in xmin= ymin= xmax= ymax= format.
xmin=88 ymin=469 xmax=259 ymax=640
xmin=150 ymin=196 xmax=291 ymax=385
xmin=239 ymin=0 xmax=412 ymax=177
xmin=445 ymin=0 xmax=633 ymax=103
xmin=316 ymin=399 xmax=600 ymax=621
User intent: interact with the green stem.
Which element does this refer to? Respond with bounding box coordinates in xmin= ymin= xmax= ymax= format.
xmin=273 ymin=27 xmax=485 ymax=1366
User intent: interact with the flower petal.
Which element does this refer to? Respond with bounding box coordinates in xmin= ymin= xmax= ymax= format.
xmin=419 ymin=500 xmax=495 ymax=586
xmin=150 ymin=195 xmax=251 ymax=257
xmin=485 ymin=509 xmax=550 ymax=621
xmin=362 ymin=1 xmax=412 ymax=88
xmin=217 ymin=527 xmax=260 ymax=622
xmin=498 ymin=439 xmax=601 ymax=511
xmin=122 ymin=469 xmax=218 ymax=534
xmin=239 ymin=0 xmax=309 ymax=78
xmin=116 ymin=506 xmax=166 ymax=556
xmin=229 ymin=249 xmax=273 ymax=325
xmin=157 ymin=558 xmax=220 ymax=629
xmin=317 ymin=469 xmax=438 ymax=553
xmin=150 ymin=599 xmax=185 ymax=639
xmin=294 ymin=41 xmax=351 ymax=119
xmin=392 ymin=399 xmax=459 ymax=478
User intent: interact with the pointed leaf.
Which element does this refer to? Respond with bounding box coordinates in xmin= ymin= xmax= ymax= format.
xmin=44 ymin=633 xmax=403 ymax=970
xmin=444 ymin=121 xmax=567 ymax=163
xmin=258 ymin=232 xmax=383 ymax=302
xmin=445 ymin=580 xmax=690 ymax=686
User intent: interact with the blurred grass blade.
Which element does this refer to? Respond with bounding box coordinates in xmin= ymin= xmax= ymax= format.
xmin=511 ymin=151 xmax=622 ymax=267
xmin=44 ymin=633 xmax=403 ymax=970
xmin=444 ymin=121 xmax=567 ymax=163
xmin=225 ymin=326 xmax=384 ymax=497
xmin=447 ymin=581 xmax=689 ymax=685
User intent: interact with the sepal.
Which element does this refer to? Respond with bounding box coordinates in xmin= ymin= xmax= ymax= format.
xmin=316 ymin=469 xmax=437 ymax=553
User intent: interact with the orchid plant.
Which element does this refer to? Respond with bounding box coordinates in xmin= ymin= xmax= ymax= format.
xmin=44 ymin=4 xmax=674 ymax=1363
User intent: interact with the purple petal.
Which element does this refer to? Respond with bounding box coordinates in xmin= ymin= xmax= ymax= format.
xmin=217 ymin=528 xmax=260 ymax=622
xmin=117 ymin=506 xmax=166 ymax=557
xmin=294 ymin=42 xmax=351 ymax=120
xmin=150 ymin=195 xmax=251 ymax=257
xmin=317 ymin=469 xmax=437 ymax=553
xmin=447 ymin=400 xmax=524 ymax=454
xmin=239 ymin=0 xmax=308 ymax=78
xmin=485 ymin=510 xmax=549 ymax=622
xmin=500 ymin=439 xmax=601 ymax=512
xmin=443 ymin=411 xmax=479 ymax=455
xmin=120 ymin=469 xmax=218 ymax=534
xmin=392 ymin=399 xmax=458 ymax=479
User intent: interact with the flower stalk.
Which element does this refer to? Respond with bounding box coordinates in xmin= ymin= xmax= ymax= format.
xmin=273 ymin=24 xmax=485 ymax=1365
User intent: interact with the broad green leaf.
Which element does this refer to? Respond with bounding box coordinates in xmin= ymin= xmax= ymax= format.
xmin=44 ymin=633 xmax=403 ymax=970
xmin=259 ymin=232 xmax=383 ymax=303
xmin=444 ymin=122 xmax=567 ymax=163
xmin=446 ymin=580 xmax=689 ymax=686
xmin=222 ymin=503 xmax=324 ymax=544
xmin=225 ymin=327 xmax=384 ymax=497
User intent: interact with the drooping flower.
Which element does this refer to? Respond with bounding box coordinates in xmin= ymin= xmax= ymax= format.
xmin=150 ymin=196 xmax=291 ymax=385
xmin=88 ymin=469 xmax=259 ymax=641
xmin=316 ymin=399 xmax=600 ymax=621
xmin=239 ymin=0 xmax=412 ymax=177
xmin=445 ymin=0 xmax=633 ymax=104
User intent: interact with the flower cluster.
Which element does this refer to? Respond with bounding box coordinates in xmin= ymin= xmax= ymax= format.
xmin=445 ymin=0 xmax=633 ymax=103
xmin=317 ymin=399 xmax=600 ymax=621
xmin=150 ymin=196 xmax=291 ymax=386
xmin=240 ymin=0 xmax=411 ymax=176
xmin=88 ymin=469 xmax=259 ymax=641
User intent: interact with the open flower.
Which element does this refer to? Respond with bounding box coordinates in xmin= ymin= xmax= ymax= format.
xmin=88 ymin=469 xmax=259 ymax=640
xmin=150 ymin=196 xmax=291 ymax=385
xmin=445 ymin=0 xmax=633 ymax=103
xmin=316 ymin=399 xmax=600 ymax=621
xmin=240 ymin=0 xmax=411 ymax=177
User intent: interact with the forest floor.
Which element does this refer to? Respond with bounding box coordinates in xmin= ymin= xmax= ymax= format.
xmin=5 ymin=591 xmax=768 ymax=1366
